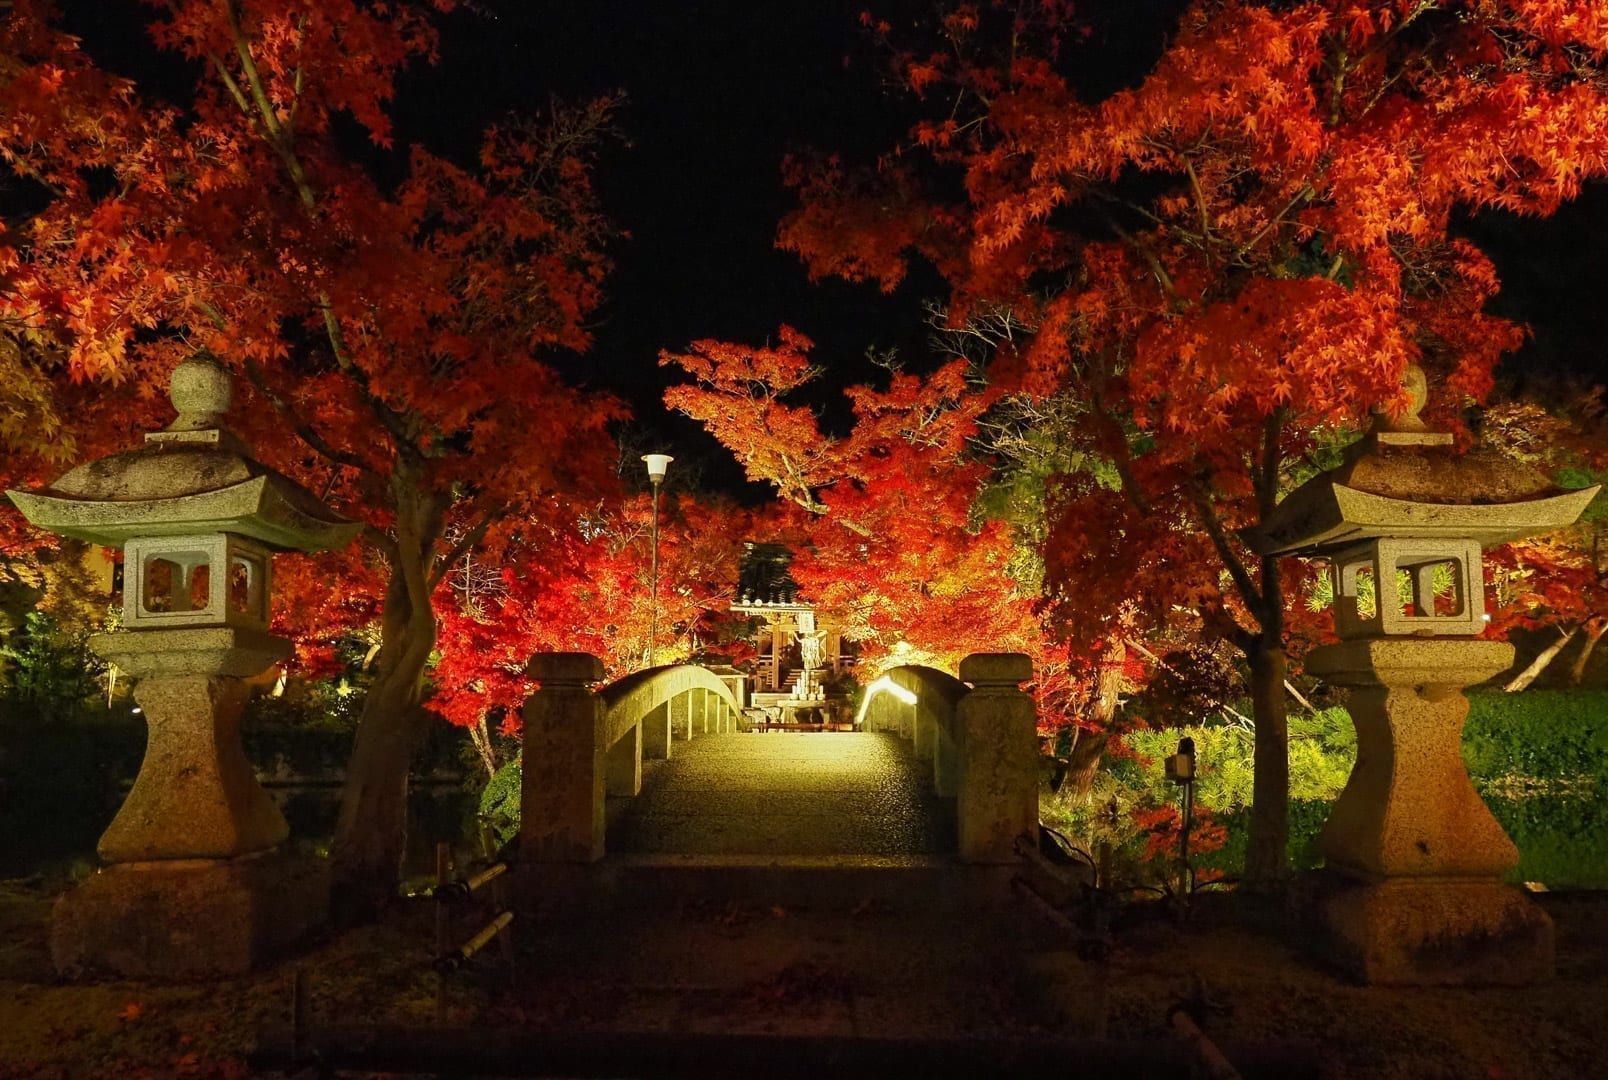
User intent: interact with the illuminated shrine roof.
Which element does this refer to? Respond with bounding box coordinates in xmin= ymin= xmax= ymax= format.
xmin=732 ymin=541 xmax=811 ymax=613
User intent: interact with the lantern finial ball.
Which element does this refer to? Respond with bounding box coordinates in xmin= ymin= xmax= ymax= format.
xmin=1379 ymin=362 xmax=1430 ymax=434
xmin=169 ymin=353 xmax=232 ymax=431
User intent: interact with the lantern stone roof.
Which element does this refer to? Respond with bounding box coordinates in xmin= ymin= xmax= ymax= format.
xmin=6 ymin=355 xmax=361 ymax=553
xmin=1249 ymin=431 xmax=1600 ymax=558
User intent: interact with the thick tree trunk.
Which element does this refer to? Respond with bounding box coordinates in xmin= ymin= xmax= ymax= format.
xmin=329 ymin=645 xmax=433 ymax=922
xmin=1504 ymin=625 xmax=1576 ymax=693
xmin=1567 ymin=617 xmax=1606 ymax=687
xmin=1063 ymin=730 xmax=1111 ymax=798
xmin=330 ymin=474 xmax=444 ymax=922
xmin=1061 ymin=643 xmax=1126 ymax=797
xmin=1243 ymin=642 xmax=1289 ymax=889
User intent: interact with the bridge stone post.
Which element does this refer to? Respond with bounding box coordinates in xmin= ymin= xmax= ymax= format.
xmin=933 ymin=724 xmax=960 ymax=798
xmin=643 ymin=699 xmax=672 ymax=760
xmin=695 ymin=687 xmax=710 ymax=734
xmin=607 ymin=721 xmax=642 ymax=797
xmin=671 ymin=690 xmax=692 ymax=741
xmin=520 ymin=652 xmax=606 ymax=864
xmin=956 ymin=653 xmax=1038 ymax=865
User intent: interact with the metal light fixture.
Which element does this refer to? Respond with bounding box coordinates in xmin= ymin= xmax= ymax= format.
xmin=642 ymin=453 xmax=673 ymax=666
xmin=642 ymin=453 xmax=673 ymax=484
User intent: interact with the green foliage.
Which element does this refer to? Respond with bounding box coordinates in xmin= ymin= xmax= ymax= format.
xmin=478 ymin=755 xmax=522 ymax=847
xmin=1044 ymin=707 xmax=1355 ymax=882
xmin=1207 ymin=798 xmax=1335 ymax=881
xmin=971 ymin=392 xmax=1119 ymax=593
xmin=0 ymin=611 xmax=107 ymax=723
xmin=1486 ymin=792 xmax=1608 ymax=889
xmin=1047 ymin=691 xmax=1608 ymax=889
xmin=1112 ymin=707 xmax=1356 ymax=814
xmin=1462 ymin=690 xmax=1608 ymax=782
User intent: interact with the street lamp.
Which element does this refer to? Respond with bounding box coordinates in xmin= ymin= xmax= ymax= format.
xmin=642 ymin=453 xmax=673 ymax=666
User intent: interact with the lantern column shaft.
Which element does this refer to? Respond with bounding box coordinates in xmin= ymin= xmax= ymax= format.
xmin=1300 ymin=637 xmax=1553 ymax=986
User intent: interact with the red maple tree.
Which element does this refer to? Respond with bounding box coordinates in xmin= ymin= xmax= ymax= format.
xmin=778 ymin=1 xmax=1608 ymax=883
xmin=662 ymin=327 xmax=1047 ymax=675
xmin=1483 ymin=394 xmax=1608 ymax=687
xmin=429 ymin=486 xmax=754 ymax=777
xmin=0 ymin=0 xmax=623 ymax=909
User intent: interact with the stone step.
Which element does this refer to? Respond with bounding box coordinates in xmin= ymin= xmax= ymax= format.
xmin=528 ymin=853 xmax=1015 ymax=919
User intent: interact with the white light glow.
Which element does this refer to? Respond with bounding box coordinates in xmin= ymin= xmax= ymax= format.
xmin=854 ymin=675 xmax=917 ymax=727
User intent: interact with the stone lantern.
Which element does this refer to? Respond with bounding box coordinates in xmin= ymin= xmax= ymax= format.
xmin=1250 ymin=372 xmax=1599 ymax=986
xmin=7 ymin=353 xmax=360 ymax=977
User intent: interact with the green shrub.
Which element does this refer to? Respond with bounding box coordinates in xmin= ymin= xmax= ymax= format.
xmin=1045 ymin=692 xmax=1608 ymax=889
xmin=0 ymin=611 xmax=108 ymax=724
xmin=1486 ymin=792 xmax=1608 ymax=889
xmin=1462 ymin=690 xmax=1608 ymax=783
xmin=478 ymin=756 xmax=522 ymax=847
xmin=1107 ymin=706 xmax=1356 ymax=815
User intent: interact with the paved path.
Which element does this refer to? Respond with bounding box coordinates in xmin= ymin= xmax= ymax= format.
xmin=607 ymin=732 xmax=955 ymax=856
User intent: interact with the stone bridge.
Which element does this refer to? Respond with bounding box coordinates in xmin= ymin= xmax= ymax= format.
xmin=517 ymin=652 xmax=1039 ymax=867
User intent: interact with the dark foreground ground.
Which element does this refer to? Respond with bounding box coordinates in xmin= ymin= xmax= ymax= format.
xmin=1 ymin=870 xmax=1605 ymax=1079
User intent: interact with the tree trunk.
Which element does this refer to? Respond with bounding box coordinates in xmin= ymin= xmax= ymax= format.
xmin=1504 ymin=625 xmax=1576 ymax=693
xmin=330 ymin=475 xmax=444 ymax=922
xmin=1567 ymin=617 xmax=1606 ymax=687
xmin=1243 ymin=642 xmax=1289 ymax=889
xmin=468 ymin=715 xmax=500 ymax=779
xmin=1062 ymin=730 xmax=1110 ymax=798
xmin=329 ymin=643 xmax=433 ymax=922
xmin=1061 ymin=642 xmax=1126 ymax=797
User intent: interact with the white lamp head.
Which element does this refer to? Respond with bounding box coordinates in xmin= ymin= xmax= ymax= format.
xmin=642 ymin=453 xmax=674 ymax=484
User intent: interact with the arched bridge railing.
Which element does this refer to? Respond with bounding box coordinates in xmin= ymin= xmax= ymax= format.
xmin=517 ymin=655 xmax=742 ymax=864
xmin=516 ymin=651 xmax=1040 ymax=867
xmin=860 ymin=655 xmax=1040 ymax=863
xmin=600 ymin=663 xmax=745 ymax=773
xmin=860 ymin=664 xmax=966 ymax=798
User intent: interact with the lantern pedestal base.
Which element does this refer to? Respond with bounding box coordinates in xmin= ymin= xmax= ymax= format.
xmin=1296 ymin=869 xmax=1552 ymax=986
xmin=51 ymin=850 xmax=327 ymax=979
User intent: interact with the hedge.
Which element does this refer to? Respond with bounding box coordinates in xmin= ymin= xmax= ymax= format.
xmin=0 ymin=712 xmax=475 ymax=873
xmin=1462 ymin=689 xmax=1608 ymax=783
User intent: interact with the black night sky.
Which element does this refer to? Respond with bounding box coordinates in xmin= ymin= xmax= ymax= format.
xmin=62 ymin=1 xmax=1608 ymax=495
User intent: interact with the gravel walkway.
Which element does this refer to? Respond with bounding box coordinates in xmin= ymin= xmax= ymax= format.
xmin=607 ymin=732 xmax=956 ymax=856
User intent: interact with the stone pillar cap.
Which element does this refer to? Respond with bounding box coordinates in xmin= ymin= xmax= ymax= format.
xmin=959 ymin=652 xmax=1032 ymax=686
xmin=527 ymin=652 xmax=605 ymax=683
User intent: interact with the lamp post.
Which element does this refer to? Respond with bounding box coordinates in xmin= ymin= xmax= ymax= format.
xmin=642 ymin=453 xmax=673 ymax=667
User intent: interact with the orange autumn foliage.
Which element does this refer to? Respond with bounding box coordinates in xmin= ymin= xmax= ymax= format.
xmin=778 ymin=0 xmax=1608 ymax=881
xmin=0 ymin=0 xmax=625 ymax=902
xmin=662 ymin=328 xmax=1044 ymax=675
